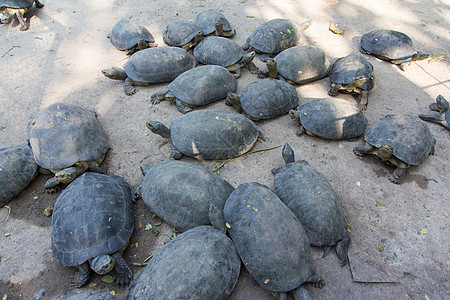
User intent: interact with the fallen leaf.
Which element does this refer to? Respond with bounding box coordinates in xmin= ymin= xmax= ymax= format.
xmin=418 ymin=228 xmax=428 ymax=235
xmin=379 ymin=247 xmax=384 ymax=252
xmin=101 ymin=275 xmax=114 ymax=283
xmin=376 ymin=200 xmax=382 ymax=206
xmin=225 ymin=222 xmax=231 ymax=229
xmin=2 ymin=294 xmax=7 ymax=300
xmin=138 ymin=221 xmax=142 ymax=229
xmin=264 ymin=278 xmax=270 ymax=284
xmin=444 ymin=212 xmax=448 ymax=218
xmin=110 ymin=291 xmax=116 ymax=296
xmin=329 ymin=22 xmax=343 ymax=34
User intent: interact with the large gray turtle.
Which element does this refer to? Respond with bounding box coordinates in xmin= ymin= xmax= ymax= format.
xmin=193 ymin=8 xmax=235 ymax=37
xmin=225 ymin=78 xmax=299 ymax=121
xmin=102 ymin=46 xmax=195 ymax=95
xmin=272 ymin=143 xmax=350 ymax=265
xmin=139 ymin=160 xmax=234 ymax=232
xmin=0 ymin=0 xmax=43 ymax=31
xmin=360 ymin=29 xmax=429 ymax=71
xmin=127 ymin=226 xmax=241 ymax=300
xmin=27 ymin=102 xmax=109 ymax=193
xmin=0 ymin=141 xmax=38 ymax=206
xmin=353 ymin=114 xmax=436 ymax=184
xmin=243 ymin=18 xmax=312 ymax=61
xmin=151 ymin=65 xmax=237 ymax=113
xmin=223 ymin=182 xmax=324 ymax=299
xmin=289 ymin=98 xmax=368 ymax=140
xmin=163 ymin=19 xmax=203 ymax=50
xmin=419 ymin=95 xmax=450 ymax=130
xmin=259 ymin=45 xmax=330 ymax=84
xmin=108 ymin=19 xmax=157 ymax=55
xmin=328 ymin=54 xmax=375 ymax=111
xmin=146 ymin=109 xmax=263 ymax=160
xmin=51 ymin=172 xmax=134 ymax=287
xmin=193 ymin=36 xmax=258 ymax=78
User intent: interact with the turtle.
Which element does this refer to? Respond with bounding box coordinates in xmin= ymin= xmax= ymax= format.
xmin=146 ymin=109 xmax=263 ymax=160
xmin=272 ymin=143 xmax=350 ymax=265
xmin=138 ymin=160 xmax=235 ymax=232
xmin=51 ymin=172 xmax=134 ymax=287
xmin=193 ymin=36 xmax=258 ymax=78
xmin=102 ymin=46 xmax=195 ymax=95
xmin=60 ymin=292 xmax=116 ymax=300
xmin=127 ymin=226 xmax=241 ymax=300
xmin=360 ymin=29 xmax=429 ymax=71
xmin=151 ymin=65 xmax=237 ymax=114
xmin=242 ymin=18 xmax=313 ymax=61
xmin=328 ymin=53 xmax=375 ymax=111
xmin=419 ymin=95 xmax=450 ymax=130
xmin=108 ymin=19 xmax=157 ymax=55
xmin=223 ymin=182 xmax=324 ymax=299
xmin=353 ymin=114 xmax=436 ymax=184
xmin=258 ymin=45 xmax=331 ymax=84
xmin=225 ymin=78 xmax=299 ymax=121
xmin=193 ymin=8 xmax=235 ymax=37
xmin=0 ymin=0 xmax=43 ymax=31
xmin=162 ymin=19 xmax=204 ymax=50
xmin=27 ymin=102 xmax=109 ymax=193
xmin=289 ymin=98 xmax=368 ymax=140
xmin=0 ymin=141 xmax=38 ymax=207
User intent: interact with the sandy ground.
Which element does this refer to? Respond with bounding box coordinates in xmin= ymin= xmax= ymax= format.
xmin=0 ymin=0 xmax=449 ymax=299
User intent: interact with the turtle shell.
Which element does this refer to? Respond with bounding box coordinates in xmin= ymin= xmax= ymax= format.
xmin=237 ymin=78 xmax=299 ymax=119
xmin=329 ymin=54 xmax=374 ymax=91
xmin=360 ymin=29 xmax=417 ymax=61
xmin=109 ymin=19 xmax=155 ymax=51
xmin=193 ymin=9 xmax=234 ymax=36
xmin=168 ymin=65 xmax=237 ymax=107
xmin=0 ymin=142 xmax=38 ymax=206
xmin=364 ymin=114 xmax=435 ymax=165
xmin=295 ymin=98 xmax=368 ymax=140
xmin=193 ymin=36 xmax=245 ymax=67
xmin=163 ymin=19 xmax=202 ymax=47
xmin=124 ymin=47 xmax=195 ymax=84
xmin=169 ymin=109 xmax=260 ymax=160
xmin=224 ymin=182 xmax=315 ymax=292
xmin=61 ymin=292 xmax=116 ymax=300
xmin=27 ymin=102 xmax=109 ymax=170
xmin=140 ymin=160 xmax=234 ymax=232
xmin=246 ymin=19 xmax=305 ymax=55
xmin=0 ymin=0 xmax=34 ymax=8
xmin=51 ymin=172 xmax=134 ymax=266
xmin=127 ymin=226 xmax=241 ymax=300
xmin=273 ymin=160 xmax=348 ymax=247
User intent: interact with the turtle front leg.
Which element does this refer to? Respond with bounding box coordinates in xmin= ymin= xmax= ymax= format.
xmin=170 ymin=146 xmax=183 ymax=160
xmin=112 ymin=252 xmax=133 ymax=285
xmin=357 ymin=90 xmax=369 ymax=111
xmin=15 ymin=10 xmax=29 ymax=31
xmin=353 ymin=143 xmax=375 ymax=157
xmin=328 ymin=84 xmax=341 ymax=97
xmin=124 ymin=77 xmax=136 ymax=95
xmin=34 ymin=0 xmax=44 ymax=8
xmin=247 ymin=61 xmax=259 ymax=74
xmin=296 ymin=125 xmax=305 ymax=137
xmin=73 ymin=262 xmax=92 ymax=287
xmin=151 ymin=90 xmax=169 ymax=105
xmin=308 ymin=271 xmax=325 ymax=288
xmin=388 ymin=161 xmax=407 ymax=184
xmin=336 ymin=232 xmax=350 ymax=266
xmin=44 ymin=178 xmax=61 ymax=194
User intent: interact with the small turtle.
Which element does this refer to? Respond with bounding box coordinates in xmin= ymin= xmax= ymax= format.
xmin=151 ymin=65 xmax=237 ymax=113
xmin=272 ymin=143 xmax=350 ymax=265
xmin=60 ymin=292 xmax=116 ymax=300
xmin=225 ymin=78 xmax=299 ymax=120
xmin=193 ymin=8 xmax=235 ymax=37
xmin=27 ymin=102 xmax=109 ymax=193
xmin=242 ymin=18 xmax=312 ymax=61
xmin=328 ymin=54 xmax=375 ymax=111
xmin=146 ymin=109 xmax=263 ymax=160
xmin=162 ymin=19 xmax=204 ymax=50
xmin=0 ymin=141 xmax=38 ymax=206
xmin=223 ymin=182 xmax=324 ymax=299
xmin=127 ymin=226 xmax=241 ymax=300
xmin=0 ymin=0 xmax=43 ymax=31
xmin=108 ymin=19 xmax=157 ymax=55
xmin=139 ymin=160 xmax=234 ymax=232
xmin=353 ymin=114 xmax=436 ymax=184
xmin=259 ymin=45 xmax=330 ymax=84
xmin=360 ymin=29 xmax=429 ymax=71
xmin=51 ymin=172 xmax=134 ymax=287
xmin=289 ymin=98 xmax=368 ymax=140
xmin=102 ymin=47 xmax=195 ymax=95
xmin=193 ymin=36 xmax=258 ymax=78
xmin=419 ymin=95 xmax=450 ymax=130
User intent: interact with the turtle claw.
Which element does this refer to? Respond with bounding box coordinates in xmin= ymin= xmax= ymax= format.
xmin=115 ymin=272 xmax=133 ymax=286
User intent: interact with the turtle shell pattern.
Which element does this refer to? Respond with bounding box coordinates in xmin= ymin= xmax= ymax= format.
xmin=194 ymin=8 xmax=234 ymax=35
xmin=364 ymin=114 xmax=435 ymax=165
xmin=296 ymin=98 xmax=368 ymax=140
xmin=193 ymin=36 xmax=246 ymax=67
xmin=27 ymin=102 xmax=109 ymax=170
xmin=127 ymin=226 xmax=241 ymax=300
xmin=329 ymin=54 xmax=374 ymax=91
xmin=224 ymin=182 xmax=315 ymax=292
xmin=109 ymin=19 xmax=155 ymax=51
xmin=360 ymin=29 xmax=417 ymax=61
xmin=163 ymin=19 xmax=202 ymax=47
xmin=51 ymin=172 xmax=134 ymax=266
xmin=140 ymin=160 xmax=234 ymax=232
xmin=0 ymin=0 xmax=34 ymax=8
xmin=169 ymin=109 xmax=260 ymax=160
xmin=168 ymin=65 xmax=237 ymax=107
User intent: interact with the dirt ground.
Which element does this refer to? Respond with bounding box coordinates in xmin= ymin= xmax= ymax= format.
xmin=0 ymin=0 xmax=449 ymax=299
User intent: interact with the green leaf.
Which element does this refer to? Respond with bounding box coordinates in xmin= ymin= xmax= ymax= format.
xmin=144 ymin=223 xmax=152 ymax=230
xmin=101 ymin=275 xmax=114 ymax=283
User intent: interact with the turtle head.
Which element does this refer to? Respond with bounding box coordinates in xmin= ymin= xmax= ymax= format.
xmin=101 ymin=67 xmax=127 ymax=80
xmin=90 ymin=254 xmax=115 ymax=275
xmin=282 ymin=143 xmax=295 ymax=164
xmin=435 ymin=95 xmax=449 ymax=113
xmin=266 ymin=58 xmax=278 ymax=79
xmin=146 ymin=121 xmax=171 ymax=139
xmin=352 ymin=76 xmax=367 ymax=88
xmin=54 ymin=167 xmax=81 ymax=184
xmin=214 ymin=21 xmax=224 ymax=36
xmin=137 ymin=39 xmax=150 ymax=51
xmin=192 ymin=30 xmax=204 ymax=46
xmin=1 ymin=11 xmax=12 ymax=24
xmin=241 ymin=51 xmax=256 ymax=65
xmin=377 ymin=144 xmax=394 ymax=160
xmin=289 ymin=109 xmax=301 ymax=121
xmin=225 ymin=92 xmax=242 ymax=112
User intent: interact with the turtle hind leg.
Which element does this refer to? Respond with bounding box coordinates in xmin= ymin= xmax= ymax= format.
xmin=72 ymin=262 xmax=92 ymax=287
xmin=308 ymin=271 xmax=325 ymax=288
xmin=112 ymin=253 xmax=133 ymax=285
xmin=124 ymin=77 xmax=136 ymax=95
xmin=322 ymin=246 xmax=332 ymax=258
xmin=336 ymin=232 xmax=350 ymax=266
xmin=419 ymin=114 xmax=450 ymax=130
xmin=328 ymin=84 xmax=341 ymax=97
